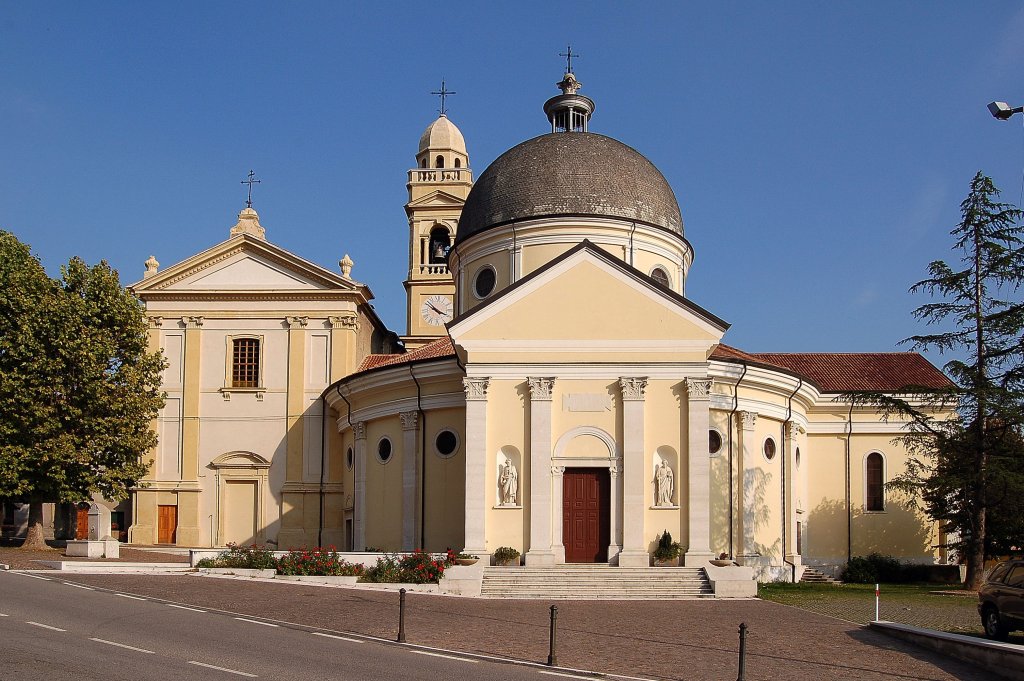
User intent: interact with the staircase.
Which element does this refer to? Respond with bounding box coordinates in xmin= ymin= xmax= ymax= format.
xmin=800 ymin=567 xmax=843 ymax=585
xmin=480 ymin=564 xmax=714 ymax=599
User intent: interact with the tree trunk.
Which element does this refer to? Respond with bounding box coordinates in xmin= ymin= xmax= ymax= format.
xmin=21 ymin=501 xmax=48 ymax=549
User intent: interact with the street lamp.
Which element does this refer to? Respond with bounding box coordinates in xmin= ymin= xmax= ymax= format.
xmin=988 ymin=101 xmax=1024 ymax=120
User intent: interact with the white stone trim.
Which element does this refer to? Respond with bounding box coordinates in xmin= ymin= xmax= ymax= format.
xmin=553 ymin=426 xmax=620 ymax=459
xmin=455 ymin=339 xmax=716 ymax=353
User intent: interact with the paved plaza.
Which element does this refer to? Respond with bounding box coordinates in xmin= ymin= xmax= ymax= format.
xmin=49 ymin=573 xmax=989 ymax=680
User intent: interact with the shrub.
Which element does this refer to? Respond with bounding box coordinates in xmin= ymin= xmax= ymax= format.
xmin=841 ymin=553 xmax=930 ymax=583
xmin=654 ymin=530 xmax=682 ymax=561
xmin=494 ymin=546 xmax=520 ymax=565
xmin=196 ymin=543 xmax=277 ymax=570
xmin=361 ymin=550 xmax=448 ymax=584
xmin=276 ymin=546 xmax=364 ymax=577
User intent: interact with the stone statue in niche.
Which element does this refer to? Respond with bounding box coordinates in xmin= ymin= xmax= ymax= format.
xmin=499 ymin=460 xmax=518 ymax=506
xmin=655 ymin=460 xmax=674 ymax=506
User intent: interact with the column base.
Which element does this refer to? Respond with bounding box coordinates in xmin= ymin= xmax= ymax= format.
xmin=127 ymin=524 xmax=154 ymax=545
xmin=617 ymin=549 xmax=650 ymax=567
xmin=684 ymin=550 xmax=714 ymax=567
xmin=607 ymin=544 xmax=621 ymax=565
xmin=175 ymin=526 xmax=201 ymax=547
xmin=525 ymin=549 xmax=556 ymax=566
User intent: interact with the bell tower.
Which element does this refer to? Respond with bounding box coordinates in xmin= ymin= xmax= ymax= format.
xmin=402 ymin=108 xmax=472 ymax=349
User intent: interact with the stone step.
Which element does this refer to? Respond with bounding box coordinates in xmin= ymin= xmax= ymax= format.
xmin=479 ymin=565 xmax=714 ymax=600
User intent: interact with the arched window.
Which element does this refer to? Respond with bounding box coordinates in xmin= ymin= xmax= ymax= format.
xmin=454 ymin=158 xmax=461 ymax=168
xmin=650 ymin=267 xmax=671 ymax=288
xmin=429 ymin=226 xmax=451 ymax=264
xmin=435 ymin=155 xmax=445 ymax=168
xmin=231 ymin=338 xmax=260 ymax=387
xmin=866 ymin=452 xmax=884 ymax=511
xmin=420 ymin=158 xmax=427 ymax=168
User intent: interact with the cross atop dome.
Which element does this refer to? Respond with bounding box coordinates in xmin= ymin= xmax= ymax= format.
xmin=543 ymin=56 xmax=595 ymax=133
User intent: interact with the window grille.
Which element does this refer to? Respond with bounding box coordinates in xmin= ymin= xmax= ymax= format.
xmin=232 ymin=338 xmax=260 ymax=388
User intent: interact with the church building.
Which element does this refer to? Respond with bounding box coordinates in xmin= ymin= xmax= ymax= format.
xmin=128 ymin=70 xmax=954 ymax=580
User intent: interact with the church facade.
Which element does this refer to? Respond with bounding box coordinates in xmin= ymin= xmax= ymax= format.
xmin=129 ymin=72 xmax=953 ymax=579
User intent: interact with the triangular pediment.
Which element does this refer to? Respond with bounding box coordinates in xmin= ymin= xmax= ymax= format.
xmin=449 ymin=242 xmax=728 ymax=361
xmin=131 ymin=235 xmax=358 ymax=294
xmin=406 ymin=190 xmax=466 ymax=209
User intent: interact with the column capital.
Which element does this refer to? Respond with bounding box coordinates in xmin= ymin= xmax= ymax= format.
xmin=618 ymin=376 xmax=648 ymax=401
xmin=353 ymin=421 xmax=367 ymax=441
xmin=328 ymin=314 xmax=359 ymax=331
xmin=786 ymin=421 xmax=804 ymax=440
xmin=609 ymin=462 xmax=620 ymax=479
xmin=528 ymin=377 xmax=556 ymax=401
xmin=148 ymin=316 xmax=164 ymax=329
xmin=463 ymin=377 xmax=490 ymax=401
xmin=739 ymin=410 xmax=758 ymax=431
xmin=286 ymin=316 xmax=309 ymax=329
xmin=685 ymin=377 xmax=713 ymax=400
xmin=181 ymin=315 xmax=204 ymax=329
xmin=551 ymin=465 xmax=566 ymax=477
xmin=400 ymin=411 xmax=419 ymax=431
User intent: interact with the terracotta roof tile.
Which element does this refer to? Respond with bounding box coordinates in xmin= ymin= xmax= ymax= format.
xmin=711 ymin=345 xmax=952 ymax=393
xmin=354 ymin=337 xmax=456 ymax=373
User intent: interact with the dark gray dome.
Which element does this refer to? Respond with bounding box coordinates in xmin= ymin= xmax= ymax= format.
xmin=456 ymin=133 xmax=683 ymax=243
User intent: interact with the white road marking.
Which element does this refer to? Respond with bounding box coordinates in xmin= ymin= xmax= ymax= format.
xmin=115 ymin=593 xmax=146 ymax=601
xmin=89 ymin=638 xmax=155 ymax=654
xmin=234 ymin=617 xmax=278 ymax=627
xmin=539 ymin=673 xmax=597 ymax=680
xmin=20 ymin=574 xmax=51 ymax=581
xmin=0 ymin=613 xmax=7 ymax=617
xmin=311 ymin=632 xmax=364 ymax=643
xmin=26 ymin=621 xmax=66 ymax=632
xmin=166 ymin=603 xmax=206 ymax=613
xmin=411 ymin=650 xmax=478 ymax=663
xmin=65 ymin=583 xmax=94 ymax=590
xmin=188 ymin=661 xmax=257 ymax=677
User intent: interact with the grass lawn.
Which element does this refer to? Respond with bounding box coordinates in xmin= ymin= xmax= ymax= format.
xmin=758 ymin=582 xmax=984 ymax=634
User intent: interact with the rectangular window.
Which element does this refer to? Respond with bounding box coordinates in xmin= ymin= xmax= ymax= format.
xmin=232 ymin=338 xmax=260 ymax=388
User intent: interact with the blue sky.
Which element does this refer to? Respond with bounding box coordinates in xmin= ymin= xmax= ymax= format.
xmin=3 ymin=3 xmax=1023 ymax=364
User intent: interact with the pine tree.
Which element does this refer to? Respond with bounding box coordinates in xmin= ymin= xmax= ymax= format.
xmin=0 ymin=231 xmax=164 ymax=548
xmin=853 ymin=172 xmax=1024 ymax=589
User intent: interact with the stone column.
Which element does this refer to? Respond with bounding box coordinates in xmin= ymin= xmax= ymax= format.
xmin=279 ymin=316 xmax=309 ymax=550
xmin=400 ymin=411 xmax=419 ymax=550
xmin=463 ymin=377 xmax=489 ymax=556
xmin=608 ymin=462 xmax=622 ymax=563
xmin=130 ymin=316 xmax=163 ymax=545
xmin=352 ymin=421 xmax=368 ymax=551
xmin=551 ymin=465 xmax=566 ymax=563
xmin=618 ymin=377 xmax=649 ymax=567
xmin=176 ymin=315 xmax=204 ymax=546
xmin=785 ymin=421 xmax=803 ymax=566
xmin=684 ymin=378 xmax=714 ymax=566
xmin=737 ymin=410 xmax=758 ymax=564
xmin=328 ymin=314 xmax=358 ymax=382
xmin=526 ymin=377 xmax=556 ymax=565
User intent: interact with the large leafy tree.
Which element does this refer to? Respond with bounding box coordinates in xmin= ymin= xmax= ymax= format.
xmin=851 ymin=172 xmax=1024 ymax=589
xmin=0 ymin=231 xmax=164 ymax=548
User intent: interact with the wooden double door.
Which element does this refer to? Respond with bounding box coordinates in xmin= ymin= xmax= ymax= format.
xmin=562 ymin=468 xmax=611 ymax=563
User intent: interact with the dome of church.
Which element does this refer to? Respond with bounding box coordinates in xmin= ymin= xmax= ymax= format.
xmin=455 ymin=132 xmax=683 ymax=243
xmin=418 ymin=114 xmax=467 ymax=155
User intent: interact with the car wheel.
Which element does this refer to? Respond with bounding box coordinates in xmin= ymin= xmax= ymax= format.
xmin=982 ymin=606 xmax=1009 ymax=641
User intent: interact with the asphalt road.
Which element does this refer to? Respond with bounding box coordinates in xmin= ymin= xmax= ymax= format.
xmin=0 ymin=571 xmax=605 ymax=681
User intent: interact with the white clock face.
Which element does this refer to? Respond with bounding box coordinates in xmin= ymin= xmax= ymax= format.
xmin=420 ymin=294 xmax=453 ymax=326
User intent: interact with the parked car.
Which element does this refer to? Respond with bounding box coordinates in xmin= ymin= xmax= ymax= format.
xmin=978 ymin=559 xmax=1024 ymax=640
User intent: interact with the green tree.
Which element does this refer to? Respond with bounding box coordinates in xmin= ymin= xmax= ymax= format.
xmin=849 ymin=172 xmax=1024 ymax=589
xmin=0 ymin=231 xmax=164 ymax=548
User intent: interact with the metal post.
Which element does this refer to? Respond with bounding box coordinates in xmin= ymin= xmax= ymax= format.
xmin=737 ymin=622 xmax=747 ymax=681
xmin=397 ymin=588 xmax=407 ymax=642
xmin=546 ymin=605 xmax=558 ymax=666
xmin=875 ymin=583 xmax=880 ymax=622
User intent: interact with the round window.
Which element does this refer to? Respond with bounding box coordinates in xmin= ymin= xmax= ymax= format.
xmin=763 ymin=437 xmax=777 ymax=461
xmin=474 ymin=266 xmax=496 ymax=298
xmin=435 ymin=429 xmax=459 ymax=458
xmin=377 ymin=437 xmax=392 ymax=464
xmin=709 ymin=429 xmax=723 ymax=455
xmin=346 ymin=446 xmax=353 ymax=470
